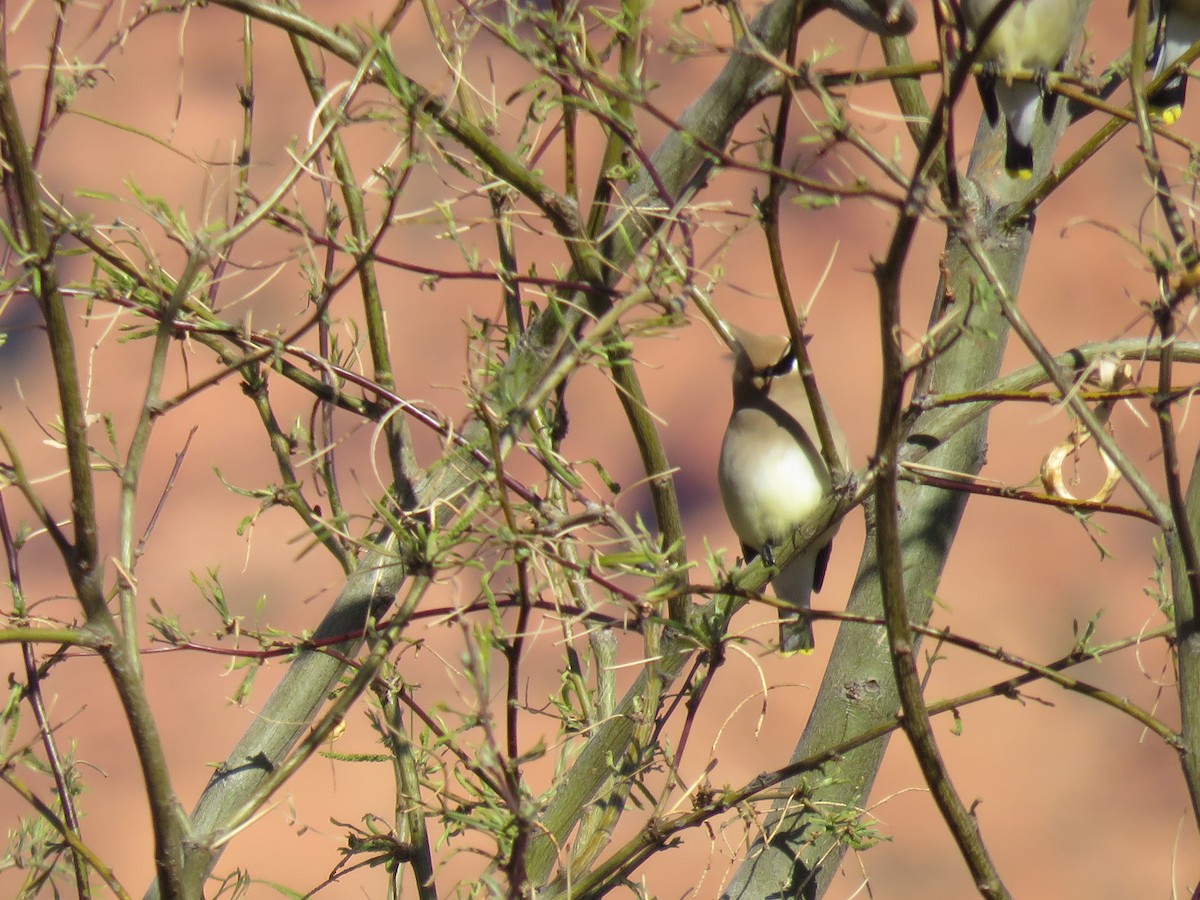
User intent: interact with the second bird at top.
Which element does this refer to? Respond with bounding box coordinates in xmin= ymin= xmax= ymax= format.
xmin=960 ymin=0 xmax=1082 ymax=179
xmin=1147 ymin=0 xmax=1200 ymax=124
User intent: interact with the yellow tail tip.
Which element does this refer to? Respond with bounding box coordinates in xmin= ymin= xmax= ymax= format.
xmin=1154 ymin=105 xmax=1184 ymax=126
xmin=779 ymin=646 xmax=816 ymax=658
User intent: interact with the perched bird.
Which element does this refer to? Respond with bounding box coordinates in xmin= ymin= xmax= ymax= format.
xmin=1145 ymin=0 xmax=1200 ymax=124
xmin=960 ymin=0 xmax=1081 ymax=179
xmin=718 ymin=327 xmax=848 ymax=654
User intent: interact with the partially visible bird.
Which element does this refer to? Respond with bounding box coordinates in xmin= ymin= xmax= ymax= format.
xmin=961 ymin=0 xmax=1082 ymax=179
xmin=718 ymin=327 xmax=848 ymax=655
xmin=1145 ymin=0 xmax=1200 ymax=124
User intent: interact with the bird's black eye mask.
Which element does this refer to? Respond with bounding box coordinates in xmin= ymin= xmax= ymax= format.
xmin=760 ymin=343 xmax=797 ymax=379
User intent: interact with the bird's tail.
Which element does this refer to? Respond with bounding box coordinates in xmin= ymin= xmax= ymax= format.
xmin=772 ymin=550 xmax=820 ymax=655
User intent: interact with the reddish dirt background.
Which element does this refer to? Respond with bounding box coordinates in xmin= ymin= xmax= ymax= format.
xmin=1 ymin=3 xmax=1197 ymax=898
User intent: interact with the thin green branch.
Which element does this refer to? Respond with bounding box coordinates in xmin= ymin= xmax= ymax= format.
xmin=377 ymin=687 xmax=438 ymax=900
xmin=117 ymin=250 xmax=209 ymax=661
xmin=549 ymin=617 xmax=1176 ymax=898
xmin=980 ymin=264 xmax=1169 ymax=523
xmin=1127 ymin=0 xmax=1200 ymax=825
xmin=0 ymin=768 xmax=130 ymax=899
xmin=874 ymin=82 xmax=1010 ymax=894
xmin=210 ymin=575 xmax=430 ymax=849
xmin=288 ymin=26 xmax=423 ymax=511
xmin=0 ymin=33 xmax=193 ymax=899
xmin=725 ymin=3 xmax=1095 ymax=893
xmin=761 ymin=11 xmax=845 ymax=480
xmin=602 ymin=328 xmax=689 ymax=622
xmin=0 ymin=628 xmax=104 ymax=647
xmin=0 ymin=493 xmax=91 ymax=897
xmin=0 ymin=29 xmax=103 ymax=618
xmin=242 ymin=364 xmax=356 ymax=572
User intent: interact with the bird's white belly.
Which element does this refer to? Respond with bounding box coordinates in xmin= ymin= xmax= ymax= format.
xmin=976 ymin=0 xmax=1074 ymax=70
xmin=719 ymin=432 xmax=827 ymax=550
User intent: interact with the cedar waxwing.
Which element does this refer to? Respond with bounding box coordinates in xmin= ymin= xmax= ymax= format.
xmin=718 ymin=327 xmax=848 ymax=654
xmin=1145 ymin=0 xmax=1200 ymax=124
xmin=961 ymin=0 xmax=1082 ymax=179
